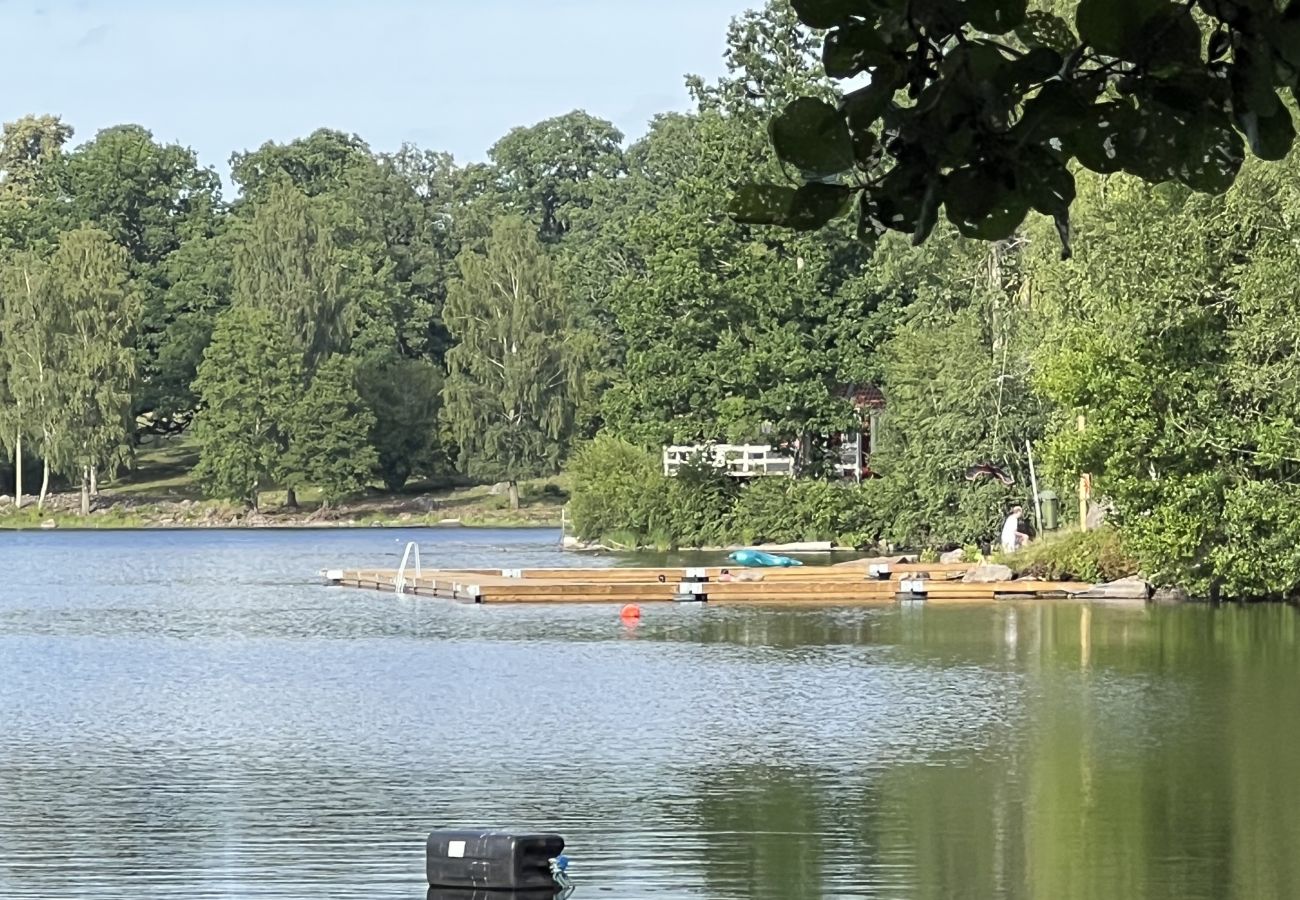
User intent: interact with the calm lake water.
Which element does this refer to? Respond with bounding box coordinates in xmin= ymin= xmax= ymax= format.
xmin=1 ymin=527 xmax=1298 ymax=900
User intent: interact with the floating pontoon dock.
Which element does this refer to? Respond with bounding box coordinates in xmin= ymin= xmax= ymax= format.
xmin=324 ymin=557 xmax=1099 ymax=605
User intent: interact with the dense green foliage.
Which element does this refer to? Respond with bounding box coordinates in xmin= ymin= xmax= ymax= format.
xmin=282 ymin=356 xmax=378 ymax=504
xmin=191 ymin=305 xmax=300 ymax=508
xmin=4 ymin=2 xmax=1300 ymax=600
xmin=566 ymin=436 xmax=880 ymax=549
xmin=442 ymin=216 xmax=582 ymax=508
xmin=739 ymin=0 xmax=1300 ymax=255
xmin=999 ymin=527 xmax=1136 ymax=583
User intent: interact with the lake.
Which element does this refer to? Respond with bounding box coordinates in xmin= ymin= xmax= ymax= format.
xmin=1 ymin=527 xmax=1297 ymax=899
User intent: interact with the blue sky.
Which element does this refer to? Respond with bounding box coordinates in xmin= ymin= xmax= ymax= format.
xmin=0 ymin=0 xmax=749 ymax=191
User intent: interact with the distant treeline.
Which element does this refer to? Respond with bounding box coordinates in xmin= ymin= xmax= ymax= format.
xmin=3 ymin=2 xmax=1300 ymax=597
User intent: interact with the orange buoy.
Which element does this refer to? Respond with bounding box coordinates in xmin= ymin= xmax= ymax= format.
xmin=620 ymin=603 xmax=642 ymax=622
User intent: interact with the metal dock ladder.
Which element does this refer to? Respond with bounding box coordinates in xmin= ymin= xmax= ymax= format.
xmin=395 ymin=541 xmax=421 ymax=595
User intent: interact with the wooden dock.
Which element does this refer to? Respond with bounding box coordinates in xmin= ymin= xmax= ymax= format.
xmin=323 ymin=561 xmax=1098 ymax=606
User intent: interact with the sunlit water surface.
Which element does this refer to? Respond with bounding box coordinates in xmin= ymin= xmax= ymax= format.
xmin=1 ymin=528 xmax=1297 ymax=899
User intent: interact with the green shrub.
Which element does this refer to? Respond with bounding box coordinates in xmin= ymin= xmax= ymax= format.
xmin=567 ymin=436 xmax=669 ymax=543
xmin=665 ymin=454 xmax=739 ymax=547
xmin=568 ymin=435 xmax=890 ymax=549
xmin=728 ymin=479 xmax=883 ymax=546
xmin=1000 ymin=527 xmax=1136 ymax=583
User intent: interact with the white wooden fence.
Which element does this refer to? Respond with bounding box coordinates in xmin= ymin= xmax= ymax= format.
xmin=662 ymin=444 xmax=795 ymax=478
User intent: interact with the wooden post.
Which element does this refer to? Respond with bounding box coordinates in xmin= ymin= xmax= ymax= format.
xmin=1077 ymin=415 xmax=1089 ymax=532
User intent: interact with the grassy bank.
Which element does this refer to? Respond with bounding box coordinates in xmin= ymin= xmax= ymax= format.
xmin=996 ymin=527 xmax=1137 ymax=583
xmin=0 ymin=437 xmax=568 ymax=529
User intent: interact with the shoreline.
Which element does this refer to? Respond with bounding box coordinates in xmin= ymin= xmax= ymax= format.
xmin=0 ymin=493 xmax=565 ymax=532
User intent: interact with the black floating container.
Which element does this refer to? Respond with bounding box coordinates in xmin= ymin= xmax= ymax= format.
xmin=428 ymin=890 xmax=562 ymax=900
xmin=427 ymin=829 xmax=564 ymax=891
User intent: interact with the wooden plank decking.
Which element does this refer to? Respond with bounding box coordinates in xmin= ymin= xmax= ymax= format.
xmin=324 ymin=563 xmax=1098 ymax=606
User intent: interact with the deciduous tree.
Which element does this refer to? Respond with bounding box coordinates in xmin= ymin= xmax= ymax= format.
xmin=192 ymin=305 xmax=301 ymax=509
xmin=283 ymin=355 xmax=377 ymax=504
xmin=356 ymin=354 xmax=445 ymax=491
xmin=737 ymin=0 xmax=1300 ymax=254
xmin=231 ymin=181 xmax=351 ymax=373
xmin=45 ymin=226 xmax=141 ymax=514
xmin=442 ymin=216 xmax=582 ymax=508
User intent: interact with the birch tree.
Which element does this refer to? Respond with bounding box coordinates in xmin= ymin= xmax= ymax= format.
xmin=232 ymin=181 xmax=352 ymax=506
xmin=46 ymin=226 xmax=141 ymax=515
xmin=0 ymin=253 xmax=60 ymax=507
xmin=232 ymin=180 xmax=351 ymax=373
xmin=442 ymin=216 xmax=581 ymax=509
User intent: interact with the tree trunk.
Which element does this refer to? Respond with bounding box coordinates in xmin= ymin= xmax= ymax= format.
xmin=80 ymin=467 xmax=90 ymax=517
xmin=90 ymin=465 xmax=98 ymax=496
xmin=286 ymin=487 xmax=298 ymax=509
xmin=38 ymin=459 xmax=50 ymax=510
xmin=13 ymin=433 xmax=22 ymax=510
xmin=507 ymin=480 xmax=520 ymax=511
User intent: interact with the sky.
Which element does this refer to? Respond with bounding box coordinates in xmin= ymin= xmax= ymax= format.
xmin=0 ymin=0 xmax=750 ymax=191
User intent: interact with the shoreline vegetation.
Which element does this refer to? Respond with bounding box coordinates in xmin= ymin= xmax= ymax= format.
xmin=0 ymin=437 xmax=567 ymax=530
xmin=5 ymin=1 xmax=1300 ymax=601
xmin=0 ymin=494 xmax=565 ymax=531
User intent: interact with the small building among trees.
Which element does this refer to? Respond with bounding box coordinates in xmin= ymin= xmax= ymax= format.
xmin=661 ymin=383 xmax=885 ymax=483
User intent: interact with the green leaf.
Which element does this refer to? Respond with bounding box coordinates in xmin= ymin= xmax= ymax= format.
xmin=1139 ymin=9 xmax=1202 ymax=71
xmin=728 ymin=183 xmax=854 ymax=230
xmin=1015 ymin=11 xmax=1077 ymax=54
xmin=964 ymin=0 xmax=1027 ymax=34
xmin=1271 ymin=18 xmax=1300 ymax=70
xmin=1118 ymin=100 xmax=1185 ymax=183
xmin=1207 ymin=29 xmax=1230 ymax=62
xmin=1016 ymin=81 xmax=1089 ymax=145
xmin=729 ymin=184 xmax=800 ymax=226
xmin=911 ymin=178 xmax=942 ymax=245
xmin=791 ymin=0 xmax=866 ymax=28
xmin=1198 ymin=0 xmax=1265 ymax=26
xmin=1176 ymin=111 xmax=1244 ymax=193
xmin=787 ymin=183 xmax=855 ymax=230
xmin=823 ymin=22 xmax=896 ymax=79
xmin=851 ymin=128 xmax=878 ymax=167
xmin=999 ymin=46 xmax=1063 ymax=90
xmin=770 ymin=98 xmax=856 ymax=176
xmin=843 ymin=72 xmax=901 ymax=132
xmin=856 ymin=194 xmax=883 ymax=247
xmin=1053 ymin=210 xmax=1073 ymax=260
xmin=1239 ymin=105 xmax=1296 ymax=161
xmin=1068 ymin=102 xmax=1133 ymax=174
xmin=913 ymin=0 xmax=967 ymax=36
xmin=872 ymin=163 xmax=931 ymax=232
xmin=1075 ymin=0 xmax=1170 ymax=59
xmin=943 ymin=167 xmax=1029 ymax=240
xmin=1020 ymin=150 xmax=1076 ymax=216
xmin=1147 ymin=69 xmax=1230 ymax=113
xmin=1231 ymin=41 xmax=1282 ymax=118
xmin=940 ymin=41 xmax=1009 ymax=82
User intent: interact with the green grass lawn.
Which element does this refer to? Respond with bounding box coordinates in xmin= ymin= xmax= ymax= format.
xmin=109 ymin=435 xmax=204 ymax=500
xmin=63 ymin=435 xmax=570 ymax=527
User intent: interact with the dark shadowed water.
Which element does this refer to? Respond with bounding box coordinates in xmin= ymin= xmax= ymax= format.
xmin=1 ymin=527 xmax=1298 ymax=900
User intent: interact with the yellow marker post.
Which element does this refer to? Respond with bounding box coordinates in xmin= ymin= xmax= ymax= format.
xmin=1077 ymin=415 xmax=1089 ymax=532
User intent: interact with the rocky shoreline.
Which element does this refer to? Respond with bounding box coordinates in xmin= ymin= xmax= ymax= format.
xmin=0 ymin=492 xmax=563 ymax=530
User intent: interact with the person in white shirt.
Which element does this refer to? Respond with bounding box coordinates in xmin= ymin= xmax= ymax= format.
xmin=1001 ymin=505 xmax=1028 ymax=553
